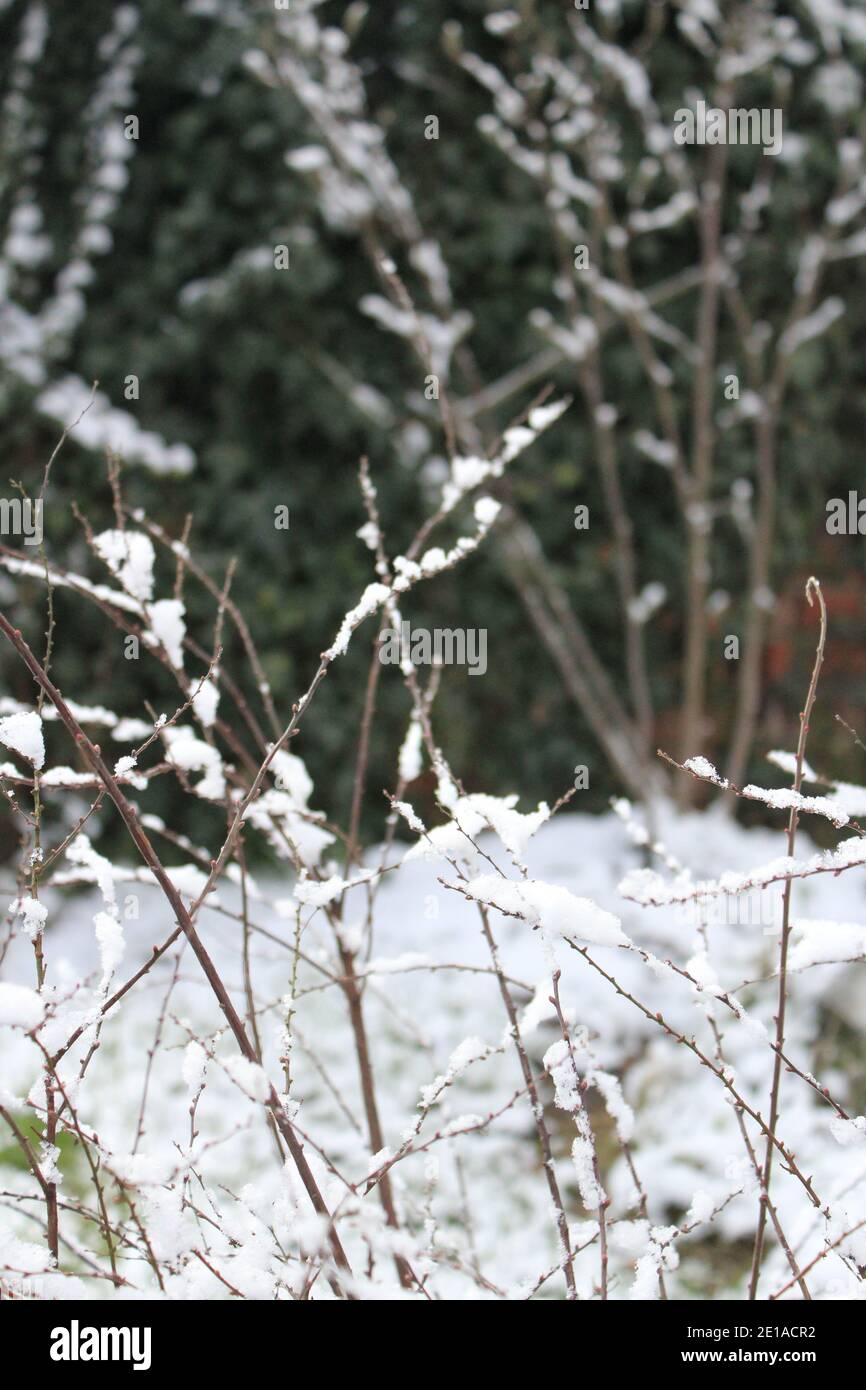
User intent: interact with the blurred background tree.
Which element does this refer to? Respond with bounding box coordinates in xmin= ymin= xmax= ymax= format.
xmin=1 ymin=0 xmax=865 ymax=854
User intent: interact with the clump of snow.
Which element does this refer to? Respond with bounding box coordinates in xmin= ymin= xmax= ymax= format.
xmin=222 ymin=1055 xmax=270 ymax=1103
xmin=633 ymin=430 xmax=677 ymax=467
xmin=65 ymin=834 xmax=118 ymax=911
xmin=628 ymin=582 xmax=667 ymax=624
xmin=779 ymin=296 xmax=844 ymax=355
xmin=419 ymin=1036 xmax=495 ymax=1111
xmin=41 ymin=767 xmax=101 ymax=788
xmin=830 ymin=1115 xmax=866 ymax=1147
xmin=456 ymin=874 xmax=628 ymax=948
xmin=0 ymin=711 xmax=45 ymax=769
xmin=683 ymin=755 xmax=728 ymax=787
xmin=398 ymin=717 xmax=423 ymax=783
xmin=325 ymin=583 xmax=391 ymax=660
xmin=742 ymin=783 xmax=849 ymax=826
xmin=14 ymin=896 xmax=47 ymax=940
xmin=92 ymin=529 xmax=155 ymax=603
xmin=163 ymin=726 xmax=225 ymax=801
xmin=294 ymin=874 xmax=353 ymax=907
xmin=0 ymin=982 xmax=44 ymax=1030
xmin=824 ymin=781 xmax=866 ymax=818
xmin=243 ymin=749 xmax=333 ymax=868
xmin=474 ymin=496 xmax=500 ymax=528
xmin=145 ymin=599 xmax=186 ymax=668
xmin=191 ymin=676 xmax=220 ymax=728
xmin=440 ymin=398 xmax=569 ymax=513
xmin=405 ymin=793 xmax=550 ymax=867
xmin=37 ymin=379 xmax=195 ymax=475
xmin=113 ymin=718 xmax=153 ymax=741
xmin=393 ymin=799 xmax=426 ymax=835
xmin=790 ymin=918 xmax=866 ymax=970
xmin=182 ymin=1041 xmax=208 ymax=1094
xmin=94 ymin=911 xmax=125 ymax=989
xmin=767 ymin=750 xmax=817 ymax=782
xmin=621 ymin=835 xmax=866 ymax=907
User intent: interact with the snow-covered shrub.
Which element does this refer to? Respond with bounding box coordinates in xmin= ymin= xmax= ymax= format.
xmin=2 ymin=0 xmax=866 ymax=1305
xmin=1 ymin=425 xmax=865 ymax=1302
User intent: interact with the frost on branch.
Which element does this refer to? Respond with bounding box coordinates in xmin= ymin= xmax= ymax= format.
xmin=404 ymin=793 xmax=551 ymax=867
xmin=453 ymin=875 xmax=629 ymax=950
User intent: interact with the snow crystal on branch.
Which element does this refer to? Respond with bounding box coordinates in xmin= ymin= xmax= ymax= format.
xmin=440 ymin=397 xmax=569 ymax=514
xmin=182 ymin=1041 xmax=208 ymax=1095
xmin=404 ymin=793 xmax=550 ymax=866
xmin=741 ymin=783 xmax=849 ymax=826
xmin=418 ymin=1036 xmax=496 ymax=1113
xmin=0 ymin=554 xmax=142 ymax=615
xmin=453 ymin=874 xmax=628 ymax=949
xmin=358 ymin=297 xmax=472 ymax=380
xmin=790 ymin=918 xmax=866 ymax=970
xmin=325 ymin=582 xmax=390 ymax=660
xmin=683 ymin=755 xmax=728 ymax=786
xmin=292 ymin=871 xmax=374 ymax=908
xmin=621 ymin=835 xmax=866 ymax=907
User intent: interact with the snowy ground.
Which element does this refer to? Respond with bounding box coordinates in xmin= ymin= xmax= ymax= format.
xmin=2 ymin=801 xmax=866 ymax=1300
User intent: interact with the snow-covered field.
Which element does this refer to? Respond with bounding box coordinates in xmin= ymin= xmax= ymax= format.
xmin=3 ymin=799 xmax=866 ymax=1300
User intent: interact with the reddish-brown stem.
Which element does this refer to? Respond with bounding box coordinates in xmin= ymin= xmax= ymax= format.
xmin=0 ymin=610 xmax=354 ymax=1293
xmin=748 ymin=578 xmax=826 ymax=1299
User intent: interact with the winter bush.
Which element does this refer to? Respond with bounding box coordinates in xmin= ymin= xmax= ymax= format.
xmin=2 ymin=0 xmax=866 ymax=1304
xmin=1 ymin=426 xmax=866 ymax=1301
xmin=3 ymin=0 xmax=866 ymax=814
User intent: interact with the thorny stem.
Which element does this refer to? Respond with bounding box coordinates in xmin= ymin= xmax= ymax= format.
xmin=748 ymin=577 xmax=826 ymax=1299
